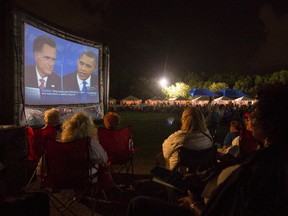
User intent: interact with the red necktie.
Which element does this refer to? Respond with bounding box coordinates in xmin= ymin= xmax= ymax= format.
xmin=39 ymin=79 xmax=45 ymax=90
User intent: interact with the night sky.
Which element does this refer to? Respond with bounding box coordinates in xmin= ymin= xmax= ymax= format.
xmin=11 ymin=0 xmax=288 ymax=82
xmin=100 ymin=1 xmax=288 ymax=82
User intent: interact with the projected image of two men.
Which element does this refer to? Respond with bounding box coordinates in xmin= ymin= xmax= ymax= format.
xmin=24 ymin=23 xmax=100 ymax=105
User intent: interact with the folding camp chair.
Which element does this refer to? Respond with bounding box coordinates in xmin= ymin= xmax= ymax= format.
xmin=98 ymin=126 xmax=134 ymax=175
xmin=25 ymin=126 xmax=59 ymax=189
xmin=176 ymin=146 xmax=218 ymax=199
xmin=176 ymin=146 xmax=217 ymax=174
xmin=25 ymin=126 xmax=45 ymax=189
xmin=25 ymin=126 xmax=44 ymax=162
xmin=40 ymin=137 xmax=97 ymax=216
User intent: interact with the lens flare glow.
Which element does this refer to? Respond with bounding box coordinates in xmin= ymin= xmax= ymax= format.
xmin=159 ymin=78 xmax=168 ymax=87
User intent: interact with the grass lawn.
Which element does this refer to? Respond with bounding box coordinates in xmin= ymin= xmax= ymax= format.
xmin=98 ymin=111 xmax=229 ymax=175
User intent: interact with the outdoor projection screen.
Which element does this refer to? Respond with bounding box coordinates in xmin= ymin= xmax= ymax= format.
xmin=12 ymin=11 xmax=109 ymax=125
xmin=24 ymin=23 xmax=101 ymax=105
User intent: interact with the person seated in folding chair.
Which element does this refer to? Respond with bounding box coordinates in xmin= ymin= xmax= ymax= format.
xmin=156 ymin=106 xmax=214 ymax=171
xmin=37 ymin=112 xmax=108 ymax=181
xmin=60 ymin=112 xmax=109 ymax=179
xmin=103 ymin=111 xmax=120 ymax=130
xmin=35 ymin=108 xmax=61 ymax=178
xmin=154 ymin=107 xmax=214 ymax=204
xmin=127 ymin=83 xmax=288 ymax=216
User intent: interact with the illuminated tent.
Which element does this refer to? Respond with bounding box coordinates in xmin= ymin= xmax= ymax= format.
xmin=192 ymin=96 xmax=211 ymax=101
xmin=145 ymin=96 xmax=166 ymax=105
xmin=109 ymin=98 xmax=117 ymax=105
xmin=232 ymin=96 xmax=256 ymax=106
xmin=189 ymin=88 xmax=217 ymax=96
xmin=169 ymin=96 xmax=191 ymax=105
xmin=121 ymin=95 xmax=142 ymax=105
xmin=234 ymin=96 xmax=255 ymax=101
xmin=191 ymin=96 xmax=210 ymax=105
xmin=218 ymin=89 xmax=249 ymax=98
xmin=213 ymin=96 xmax=233 ymax=105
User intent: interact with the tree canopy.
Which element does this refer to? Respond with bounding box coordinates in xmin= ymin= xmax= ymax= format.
xmin=110 ymin=70 xmax=288 ymax=99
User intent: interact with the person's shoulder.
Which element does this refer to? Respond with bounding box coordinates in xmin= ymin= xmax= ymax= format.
xmin=25 ymin=65 xmax=36 ymax=73
xmin=226 ymin=132 xmax=236 ymax=137
xmin=63 ymin=72 xmax=76 ymax=79
xmin=168 ymin=130 xmax=188 ymax=141
xmin=64 ymin=72 xmax=76 ymax=77
xmin=50 ymin=72 xmax=60 ymax=78
xmin=232 ymin=136 xmax=240 ymax=146
xmin=172 ymin=130 xmax=186 ymax=135
xmin=91 ymin=74 xmax=99 ymax=83
xmin=231 ymin=131 xmax=240 ymax=136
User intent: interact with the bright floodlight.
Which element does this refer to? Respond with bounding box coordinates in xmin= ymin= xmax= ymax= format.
xmin=159 ymin=78 xmax=168 ymax=87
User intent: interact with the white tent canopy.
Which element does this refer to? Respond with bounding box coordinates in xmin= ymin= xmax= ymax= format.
xmin=121 ymin=95 xmax=142 ymax=105
xmin=145 ymin=96 xmax=166 ymax=105
xmin=213 ymin=96 xmax=233 ymax=105
xmin=234 ymin=96 xmax=257 ymax=105
xmin=169 ymin=96 xmax=191 ymax=105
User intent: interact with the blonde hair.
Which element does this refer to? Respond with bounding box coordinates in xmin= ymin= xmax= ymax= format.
xmin=103 ymin=112 xmax=120 ymax=129
xmin=181 ymin=107 xmax=207 ymax=133
xmin=61 ymin=112 xmax=96 ymax=142
xmin=44 ymin=108 xmax=59 ymax=126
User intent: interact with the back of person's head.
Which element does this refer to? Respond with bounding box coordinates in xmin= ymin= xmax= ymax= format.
xmin=103 ymin=112 xmax=120 ymax=129
xmin=44 ymin=108 xmax=60 ymax=126
xmin=230 ymin=120 xmax=241 ymax=131
xmin=61 ymin=112 xmax=96 ymax=142
xmin=255 ymin=83 xmax=288 ymax=145
xmin=181 ymin=106 xmax=207 ymax=133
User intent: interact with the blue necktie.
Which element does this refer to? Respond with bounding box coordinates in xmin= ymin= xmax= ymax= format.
xmin=81 ymin=81 xmax=88 ymax=102
xmin=82 ymin=81 xmax=87 ymax=93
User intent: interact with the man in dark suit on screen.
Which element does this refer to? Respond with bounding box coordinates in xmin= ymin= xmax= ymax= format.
xmin=63 ymin=50 xmax=98 ymax=91
xmin=25 ymin=35 xmax=61 ymax=90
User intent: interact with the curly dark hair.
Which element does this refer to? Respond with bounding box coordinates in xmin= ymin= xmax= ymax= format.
xmin=255 ymin=82 xmax=288 ymax=145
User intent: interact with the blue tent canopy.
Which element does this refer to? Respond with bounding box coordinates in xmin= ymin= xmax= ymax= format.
xmin=189 ymin=88 xmax=217 ymax=97
xmin=218 ymin=89 xmax=249 ymax=98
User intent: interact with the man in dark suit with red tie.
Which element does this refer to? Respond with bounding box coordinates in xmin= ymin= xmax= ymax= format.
xmin=25 ymin=35 xmax=61 ymax=90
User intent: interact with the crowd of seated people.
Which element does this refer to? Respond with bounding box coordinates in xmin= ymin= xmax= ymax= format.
xmin=112 ymin=100 xmax=253 ymax=118
xmin=36 ymin=111 xmax=108 ymax=180
xmin=217 ymin=112 xmax=261 ymax=163
xmin=201 ymin=111 xmax=262 ymax=202
xmin=127 ymin=82 xmax=288 ymax=216
xmin=1 ymin=110 xmax=112 ymax=215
